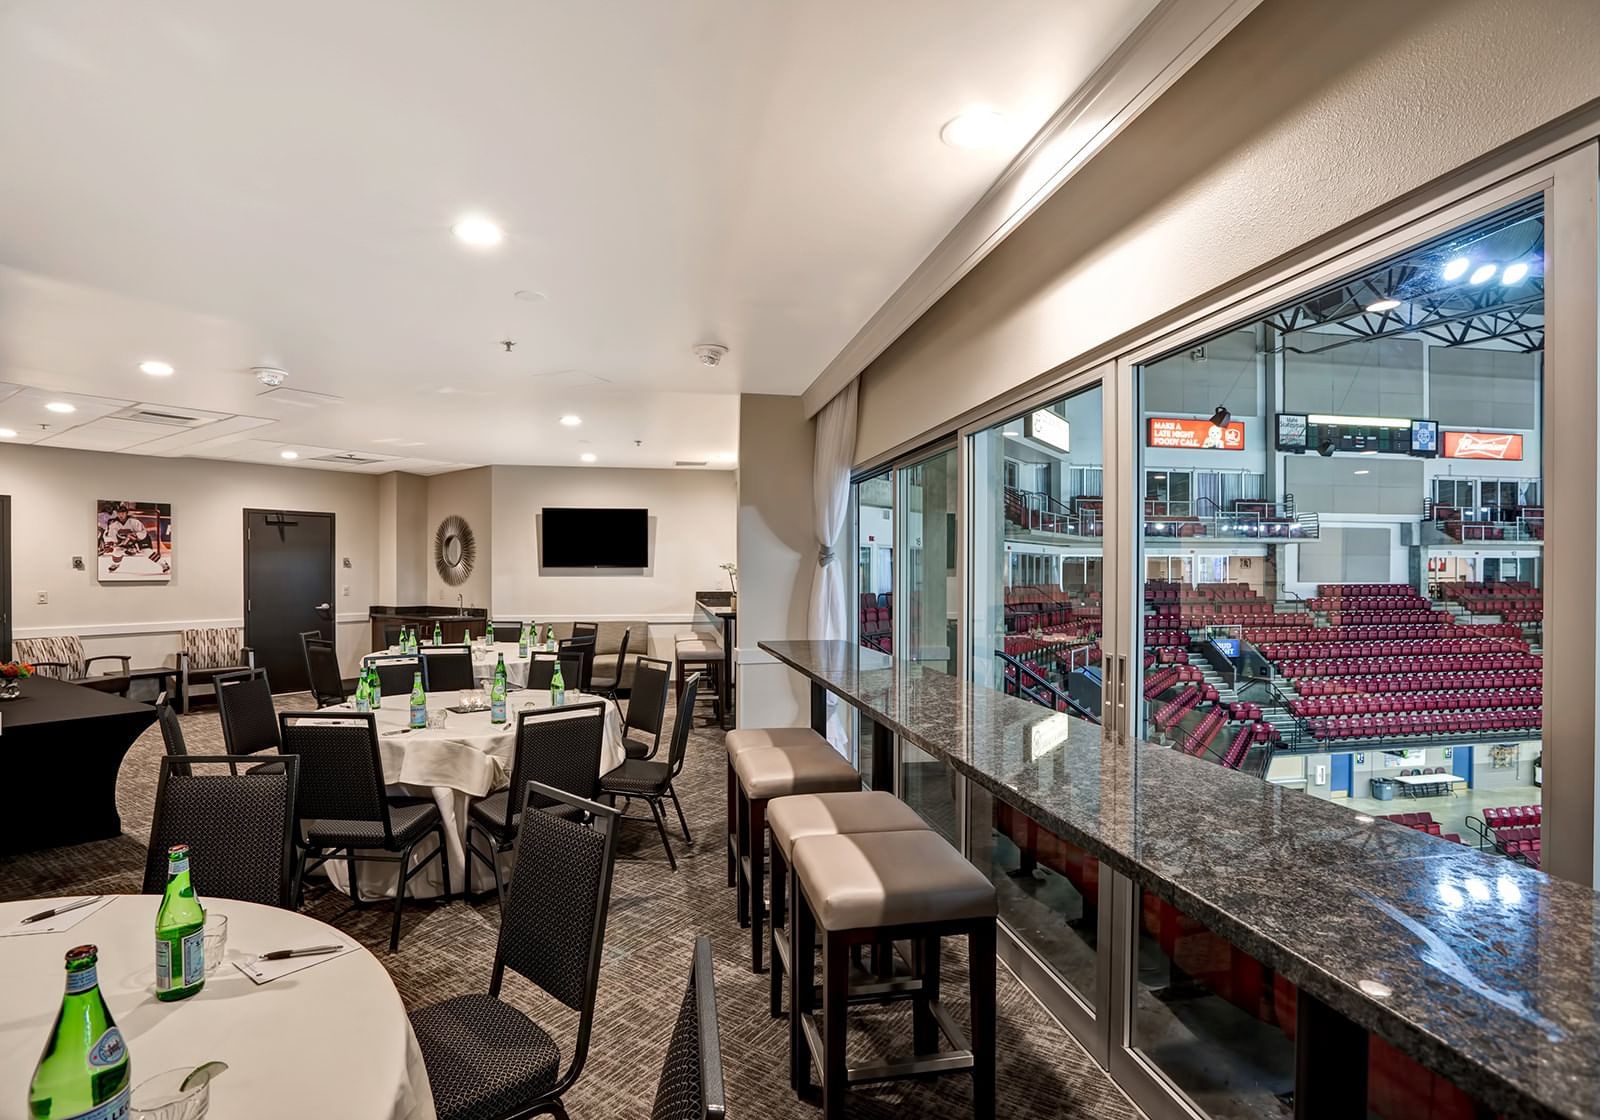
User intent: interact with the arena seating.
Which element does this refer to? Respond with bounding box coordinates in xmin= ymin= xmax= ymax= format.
xmin=1376 ymin=812 xmax=1462 ymax=845
xmin=859 ymin=592 xmax=891 ymax=641
xmin=1465 ymin=806 xmax=1543 ymax=868
xmin=1437 ymin=580 xmax=1543 ymax=624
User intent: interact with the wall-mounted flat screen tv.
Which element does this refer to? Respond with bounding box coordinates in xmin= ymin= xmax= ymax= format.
xmin=541 ymin=507 xmax=648 ymax=568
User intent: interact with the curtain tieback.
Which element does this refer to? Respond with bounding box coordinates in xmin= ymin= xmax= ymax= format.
xmin=817 ymin=545 xmax=836 ymax=567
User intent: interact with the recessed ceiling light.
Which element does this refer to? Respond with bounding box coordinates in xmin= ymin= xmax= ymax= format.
xmin=452 ymin=215 xmax=504 ymax=248
xmin=580 ymin=452 xmax=597 ymax=463
xmin=45 ymin=401 xmax=75 ymax=414
xmin=139 ymin=359 xmax=175 ymax=377
xmin=513 ymin=289 xmax=546 ymax=303
xmin=940 ymin=107 xmax=1008 ymax=150
xmin=1500 ymin=261 xmax=1530 ymax=285
xmin=559 ymin=414 xmax=582 ymax=427
xmin=1442 ymin=256 xmax=1472 ymax=281
xmin=1469 ymin=263 xmax=1498 ymax=285
xmin=280 ymin=450 xmax=299 ymax=460
xmin=0 ymin=428 xmax=15 ymax=438
xmin=1353 ymin=469 xmax=1370 ymax=475
xmin=1365 ymin=298 xmax=1401 ymax=313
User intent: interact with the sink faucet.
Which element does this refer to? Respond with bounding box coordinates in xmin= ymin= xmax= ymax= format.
xmin=457 ymin=593 xmax=464 ymax=612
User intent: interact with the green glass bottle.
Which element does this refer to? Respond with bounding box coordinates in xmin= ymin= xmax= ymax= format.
xmin=483 ymin=620 xmax=494 ymax=647
xmin=432 ymin=621 xmax=443 ymax=647
xmin=154 ymin=845 xmax=205 ymax=1003
xmin=29 ymin=944 xmax=131 ymax=1120
xmin=368 ymin=666 xmax=382 ymax=710
xmin=544 ymin=623 xmax=555 ymax=647
xmin=550 ymin=658 xmax=565 ymax=707
xmin=409 ymin=670 xmax=427 ymax=728
xmin=490 ymin=654 xmax=508 ymax=723
xmin=518 ymin=621 xmax=530 ymax=659
xmin=354 ymin=670 xmax=371 ymax=713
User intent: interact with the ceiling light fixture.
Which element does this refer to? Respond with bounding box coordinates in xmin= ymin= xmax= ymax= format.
xmin=580 ymin=452 xmax=597 ymax=463
xmin=452 ymin=215 xmax=504 ymax=248
xmin=513 ymin=289 xmax=546 ymax=303
xmin=940 ymin=106 xmax=1008 ymax=150
xmin=280 ymin=450 xmax=299 ymax=460
xmin=559 ymin=414 xmax=582 ymax=427
xmin=1353 ymin=469 xmax=1370 ymax=476
xmin=0 ymin=428 xmax=15 ymax=438
xmin=1469 ymin=263 xmax=1498 ymax=285
xmin=1365 ymin=298 xmax=1401 ymax=313
xmin=139 ymin=360 xmax=175 ymax=377
xmin=1442 ymin=256 xmax=1472 ymax=281
xmin=45 ymin=401 xmax=75 ymax=414
xmin=1500 ymin=261 xmax=1530 ymax=285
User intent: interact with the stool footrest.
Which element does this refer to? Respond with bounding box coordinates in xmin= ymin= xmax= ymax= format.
xmin=800 ymin=1012 xmax=975 ymax=1086
xmin=773 ymin=930 xmax=925 ymax=1002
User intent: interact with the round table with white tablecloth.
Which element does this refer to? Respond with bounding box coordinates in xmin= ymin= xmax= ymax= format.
xmin=0 ymin=895 xmax=435 ymax=1120
xmin=364 ymin=641 xmax=558 ymax=689
xmin=319 ymin=689 xmax=626 ymax=899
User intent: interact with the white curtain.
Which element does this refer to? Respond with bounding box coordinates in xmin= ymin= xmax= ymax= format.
xmin=809 ymin=380 xmax=858 ymax=749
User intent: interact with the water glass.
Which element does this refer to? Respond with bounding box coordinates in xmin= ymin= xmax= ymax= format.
xmin=427 ymin=710 xmax=450 ymax=729
xmin=201 ymin=913 xmax=228 ymax=975
xmin=130 ymin=1068 xmax=209 ymax=1120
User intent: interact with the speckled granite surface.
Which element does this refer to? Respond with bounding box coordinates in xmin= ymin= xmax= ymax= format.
xmin=761 ymin=640 xmax=1600 ymax=1120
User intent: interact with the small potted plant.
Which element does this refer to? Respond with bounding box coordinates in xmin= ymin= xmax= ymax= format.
xmin=719 ymin=562 xmax=738 ymax=602
xmin=0 ymin=659 xmax=35 ymax=700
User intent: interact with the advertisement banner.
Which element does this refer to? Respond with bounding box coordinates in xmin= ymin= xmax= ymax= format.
xmin=1147 ymin=417 xmax=1246 ymax=450
xmin=1442 ymin=431 xmax=1524 ymax=460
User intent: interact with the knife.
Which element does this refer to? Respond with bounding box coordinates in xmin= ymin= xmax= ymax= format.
xmin=20 ymin=896 xmax=103 ymax=925
xmin=256 ymin=945 xmax=344 ymax=961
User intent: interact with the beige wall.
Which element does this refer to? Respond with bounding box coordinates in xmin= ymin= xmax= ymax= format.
xmin=0 ymin=443 xmax=380 ymax=672
xmin=376 ymin=471 xmax=429 ymax=604
xmin=487 ymin=465 xmax=737 ymax=660
xmin=736 ymin=394 xmax=815 ymax=726
xmin=856 ymin=0 xmax=1600 ymax=462
xmin=424 ymin=466 xmax=493 ymax=609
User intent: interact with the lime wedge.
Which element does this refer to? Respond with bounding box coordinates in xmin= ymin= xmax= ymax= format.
xmin=181 ymin=1061 xmax=229 ymax=1091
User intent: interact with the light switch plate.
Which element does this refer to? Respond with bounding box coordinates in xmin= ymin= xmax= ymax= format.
xmin=35 ymin=591 xmax=48 ymax=605
xmin=71 ymin=556 xmax=84 ymax=571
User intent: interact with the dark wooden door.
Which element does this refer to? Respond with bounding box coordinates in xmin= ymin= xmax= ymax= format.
xmin=244 ymin=509 xmax=334 ymax=693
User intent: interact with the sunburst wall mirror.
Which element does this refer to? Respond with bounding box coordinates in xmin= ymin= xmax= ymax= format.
xmin=433 ymin=515 xmax=476 ymax=586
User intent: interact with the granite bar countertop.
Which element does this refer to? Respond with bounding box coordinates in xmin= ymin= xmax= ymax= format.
xmin=761 ymin=639 xmax=1600 ymax=1120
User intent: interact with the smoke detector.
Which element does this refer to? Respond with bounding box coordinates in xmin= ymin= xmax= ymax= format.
xmin=252 ymin=366 xmax=289 ymax=388
xmin=692 ymin=343 xmax=728 ymax=367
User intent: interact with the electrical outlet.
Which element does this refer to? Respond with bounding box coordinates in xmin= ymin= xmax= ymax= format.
xmin=35 ymin=591 xmax=48 ymax=605
xmin=342 ymin=584 xmax=350 ymax=597
xmin=342 ymin=557 xmax=352 ymax=569
xmin=71 ymin=556 xmax=84 ymax=571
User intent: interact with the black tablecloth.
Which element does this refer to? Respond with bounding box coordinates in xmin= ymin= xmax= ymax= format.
xmin=1 ymin=675 xmax=156 ymax=853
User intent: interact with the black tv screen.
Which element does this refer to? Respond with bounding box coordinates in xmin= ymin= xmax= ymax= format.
xmin=541 ymin=507 xmax=648 ymax=568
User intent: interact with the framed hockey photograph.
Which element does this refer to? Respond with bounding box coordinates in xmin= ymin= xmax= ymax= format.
xmin=96 ymin=499 xmax=172 ymax=583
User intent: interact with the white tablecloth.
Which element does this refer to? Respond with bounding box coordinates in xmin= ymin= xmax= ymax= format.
xmin=365 ymin=642 xmax=558 ymax=688
xmin=0 ymin=895 xmax=434 ymax=1120
xmin=321 ymin=689 xmax=626 ymax=898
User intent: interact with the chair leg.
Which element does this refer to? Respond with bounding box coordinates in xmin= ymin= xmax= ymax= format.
xmin=792 ymin=881 xmax=816 ymax=1093
xmin=913 ymin=935 xmax=941 ymax=1055
xmin=463 ymin=825 xmax=479 ymax=899
xmin=822 ymin=930 xmax=849 ymax=1118
xmin=292 ymin=847 xmax=309 ymax=910
xmin=347 ymin=854 xmax=363 ymax=906
xmin=726 ymin=759 xmax=738 ymax=888
xmin=647 ymin=796 xmax=679 ymax=871
xmin=390 ymin=846 xmax=413 ymax=953
xmin=770 ymin=843 xmax=787 ymax=1018
xmin=436 ymin=824 xmax=452 ymax=899
xmin=735 ymin=785 xmax=751 ymax=928
xmin=749 ymin=796 xmax=767 ymax=972
xmin=970 ymin=921 xmax=997 ymax=1120
xmin=668 ymin=783 xmax=692 ymax=842
xmin=491 ymin=841 xmax=508 ymax=916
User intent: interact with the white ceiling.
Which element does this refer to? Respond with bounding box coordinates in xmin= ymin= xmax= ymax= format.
xmin=0 ymin=0 xmax=1162 ymax=472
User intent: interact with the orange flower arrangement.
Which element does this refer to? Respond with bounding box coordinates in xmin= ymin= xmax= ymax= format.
xmin=0 ymin=661 xmax=35 ymax=679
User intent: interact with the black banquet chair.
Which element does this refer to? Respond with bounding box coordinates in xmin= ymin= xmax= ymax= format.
xmin=491 ymin=622 xmax=523 ymax=643
xmin=528 ymin=653 xmax=586 ymax=693
xmin=600 ymin=673 xmax=700 ymax=870
xmin=155 ymin=695 xmax=191 ymax=776
xmin=301 ymin=633 xmax=347 ymax=708
xmin=282 ymin=710 xmax=450 ymax=951
xmin=142 ymin=754 xmax=299 ymax=908
xmin=465 ymin=702 xmax=607 ymax=909
xmin=651 ymin=935 xmax=727 ymax=1120
xmin=372 ymin=656 xmax=422 ymax=696
xmin=421 ymin=644 xmax=477 ymax=692
xmin=216 ymin=669 xmax=285 ymax=774
xmin=587 ymin=627 xmax=631 ymax=701
xmin=622 ymin=656 xmax=672 ymax=760
xmin=410 ymin=782 xmax=621 ymax=1120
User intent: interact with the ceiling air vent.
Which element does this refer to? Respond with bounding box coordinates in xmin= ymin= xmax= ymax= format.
xmin=674 ymin=459 xmax=708 ymax=467
xmin=310 ymin=452 xmax=387 ymax=465
xmin=110 ymin=405 xmax=210 ymax=428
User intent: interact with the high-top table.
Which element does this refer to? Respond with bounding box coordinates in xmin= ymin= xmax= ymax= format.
xmin=0 ymin=676 xmax=156 ymax=853
xmin=762 ymin=639 xmax=1600 ymax=1120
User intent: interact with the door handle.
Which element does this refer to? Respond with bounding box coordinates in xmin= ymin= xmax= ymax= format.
xmin=314 ymin=603 xmax=332 ymax=611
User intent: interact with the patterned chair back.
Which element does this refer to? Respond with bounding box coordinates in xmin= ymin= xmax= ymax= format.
xmin=143 ymin=755 xmax=298 ymax=908
xmin=182 ymin=627 xmax=243 ymax=670
xmin=216 ymin=670 xmax=280 ymax=757
xmin=625 ymin=657 xmax=672 ymax=740
xmin=667 ymin=674 xmax=702 ymax=780
xmin=511 ymin=703 xmax=606 ymax=815
xmin=13 ymin=636 xmax=85 ymax=678
xmin=651 ymin=936 xmax=726 ymax=1120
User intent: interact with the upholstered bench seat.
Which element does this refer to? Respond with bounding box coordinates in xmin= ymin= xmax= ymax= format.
xmin=732 ymin=745 xmax=859 ymax=801
xmin=726 ymin=726 xmax=829 ymax=756
xmin=793 ymin=830 xmax=997 ymax=931
xmin=768 ymin=791 xmax=927 ymax=861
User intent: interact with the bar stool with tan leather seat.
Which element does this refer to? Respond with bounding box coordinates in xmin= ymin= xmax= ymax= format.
xmin=766 ymin=792 xmax=930 ymax=1050
xmin=723 ymin=726 xmax=835 ymax=891
xmin=790 ymin=828 xmax=997 ymax=1119
xmin=732 ymin=739 xmax=860 ymax=972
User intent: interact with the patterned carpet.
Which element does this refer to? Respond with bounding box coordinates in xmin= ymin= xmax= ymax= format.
xmin=1 ymin=694 xmax=1136 ymax=1120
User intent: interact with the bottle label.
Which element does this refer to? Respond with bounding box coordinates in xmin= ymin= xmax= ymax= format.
xmin=410 ymin=703 xmax=427 ymax=729
xmin=491 ymin=698 xmax=506 ymax=723
xmin=551 ymin=687 xmax=564 ymax=707
xmin=62 ymin=1086 xmax=129 ymax=1120
xmin=355 ymin=694 xmax=371 ymax=713
xmin=86 ymin=1027 xmax=127 ymax=1070
xmin=168 ymin=857 xmax=188 ymax=876
xmin=156 ymin=928 xmax=205 ymax=990
xmin=65 ymin=964 xmax=98 ymax=995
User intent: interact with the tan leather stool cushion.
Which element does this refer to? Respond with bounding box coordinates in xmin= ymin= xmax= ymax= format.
xmin=793 ymin=830 xmax=998 ymax=932
xmin=726 ymin=726 xmax=828 ymax=758
xmin=768 ymin=791 xmax=929 ymax=861
xmin=732 ymin=744 xmax=860 ymax=800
